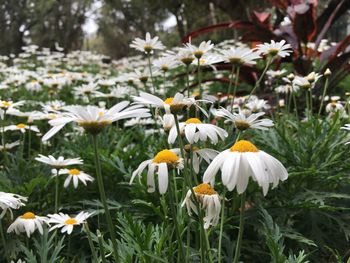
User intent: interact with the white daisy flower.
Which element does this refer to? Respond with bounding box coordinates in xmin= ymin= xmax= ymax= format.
xmin=176 ymin=49 xmax=195 ymax=65
xmin=221 ymin=46 xmax=260 ymax=66
xmin=54 ymin=168 xmax=94 ymax=188
xmin=0 ymin=192 xmax=27 ymax=218
xmin=182 ymin=183 xmax=221 ymax=229
xmin=133 ymin=92 xmax=205 ymax=115
xmin=153 ymin=56 xmax=179 ymax=72
xmin=48 ymin=211 xmax=91 ymax=235
xmin=7 ymin=212 xmax=48 ymax=237
xmin=184 ymin=146 xmax=218 ymax=174
xmin=256 ymin=40 xmax=292 ymax=58
xmin=130 ymin=32 xmax=165 ymax=53
xmin=35 ymin=155 xmax=83 ymax=169
xmin=214 ymin=107 xmax=274 ymax=131
xmin=203 ymin=140 xmax=288 ymax=196
xmin=4 ymin=123 xmax=40 ymax=133
xmin=42 ymin=102 xmax=150 ymax=141
xmin=326 ymin=101 xmax=344 ymax=113
xmin=185 ymin=40 xmax=214 ymax=58
xmin=292 ymin=72 xmax=322 ymax=90
xmin=130 ymin=149 xmax=184 ymax=194
xmin=73 ymin=83 xmax=100 ymax=98
xmin=168 ymin=118 xmax=228 ymax=144
xmin=245 ymin=96 xmax=271 ymax=113
xmin=158 ymin=113 xmax=175 ymax=131
xmin=41 ymin=100 xmax=65 ymax=112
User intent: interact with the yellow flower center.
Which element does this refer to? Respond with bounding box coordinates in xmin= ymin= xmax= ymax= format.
xmin=68 ymin=169 xmax=80 ymax=175
xmin=153 ymin=149 xmax=179 ymax=164
xmin=64 ymin=218 xmax=77 ymax=225
xmin=267 ymin=48 xmax=279 ymax=56
xmin=16 ymin=123 xmax=26 ymax=129
xmin=164 ymin=97 xmax=174 ymax=105
xmin=230 ymin=140 xmax=259 ymax=152
xmin=21 ymin=212 xmax=36 ymax=219
xmin=193 ymin=183 xmax=217 ymax=195
xmin=185 ymin=118 xmax=202 ymax=124
xmin=144 ymin=45 xmax=153 ymax=53
xmin=98 ymin=111 xmax=104 ymax=117
xmin=1 ymin=101 xmax=11 ymax=108
xmin=234 ymin=120 xmax=250 ymax=131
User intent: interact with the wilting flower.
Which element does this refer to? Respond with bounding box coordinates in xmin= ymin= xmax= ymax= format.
xmin=168 ymin=118 xmax=228 ymax=144
xmin=0 ymin=192 xmax=27 ymax=218
xmin=184 ymin=146 xmax=218 ymax=174
xmin=130 ymin=149 xmax=184 ymax=194
xmin=7 ymin=212 xmax=48 ymax=237
xmin=182 ymin=183 xmax=221 ymax=229
xmin=130 ymin=32 xmax=165 ymax=53
xmin=54 ymin=168 xmax=94 ymax=188
xmin=293 ymin=72 xmax=322 ymax=90
xmin=48 ymin=211 xmax=91 ymax=235
xmin=256 ymin=40 xmax=292 ymax=58
xmin=158 ymin=113 xmax=175 ymax=131
xmin=214 ymin=108 xmax=274 ymax=131
xmin=35 ymin=155 xmax=83 ymax=169
xmin=203 ymin=140 xmax=288 ymax=196
xmin=4 ymin=123 xmax=40 ymax=133
xmin=42 ymin=102 xmax=150 ymax=141
xmin=221 ymin=46 xmax=260 ymax=66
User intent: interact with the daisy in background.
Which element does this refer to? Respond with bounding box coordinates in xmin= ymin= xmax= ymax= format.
xmin=256 ymin=40 xmax=292 ymax=58
xmin=0 ymin=100 xmax=25 ymax=119
xmin=176 ymin=49 xmax=195 ymax=66
xmin=130 ymin=149 xmax=184 ymax=194
xmin=221 ymin=46 xmax=260 ymax=66
xmin=245 ymin=96 xmax=271 ymax=113
xmin=35 ymin=155 xmax=83 ymax=169
xmin=42 ymin=101 xmax=150 ymax=141
xmin=185 ymin=40 xmax=214 ymax=59
xmin=48 ymin=211 xmax=91 ymax=235
xmin=214 ymin=107 xmax=274 ymax=131
xmin=133 ymin=92 xmax=207 ymax=115
xmin=292 ymin=72 xmax=322 ymax=90
xmin=168 ymin=117 xmax=228 ymax=145
xmin=7 ymin=212 xmax=48 ymax=237
xmin=0 ymin=192 xmax=27 ymax=218
xmin=73 ymin=82 xmax=100 ymax=100
xmin=153 ymin=56 xmax=179 ymax=72
xmin=130 ymin=32 xmax=165 ymax=54
xmin=184 ymin=146 xmax=218 ymax=174
xmin=4 ymin=123 xmax=40 ymax=134
xmin=203 ymin=140 xmax=288 ymax=196
xmin=53 ymin=168 xmax=94 ymax=188
xmin=182 ymin=183 xmax=221 ymax=229
xmin=326 ymin=100 xmax=347 ymax=118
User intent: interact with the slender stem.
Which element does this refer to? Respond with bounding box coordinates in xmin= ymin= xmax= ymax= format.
xmin=0 ymin=219 xmax=9 ymax=262
xmin=84 ymin=223 xmax=99 ymax=263
xmin=309 ymin=88 xmax=313 ymax=116
xmin=92 ymin=135 xmax=119 ymax=262
xmin=147 ymin=54 xmax=155 ymax=94
xmin=230 ymin=66 xmax=241 ymax=111
xmin=186 ymin=65 xmax=190 ymax=97
xmin=54 ymin=169 xmax=60 ymax=213
xmin=318 ymin=77 xmax=329 ymax=116
xmin=28 ymin=126 xmax=32 ymax=159
xmin=168 ymin=177 xmax=185 ymax=261
xmin=233 ymin=192 xmax=246 ymax=263
xmin=226 ymin=65 xmax=235 ymax=108
xmin=197 ymin=59 xmax=202 ymax=97
xmin=218 ymin=190 xmax=227 ymax=263
xmin=204 ymin=229 xmax=213 ymax=263
xmin=246 ymin=57 xmax=272 ymax=102
xmin=1 ymin=111 xmax=8 ymax=166
xmin=292 ymin=92 xmax=299 ymax=119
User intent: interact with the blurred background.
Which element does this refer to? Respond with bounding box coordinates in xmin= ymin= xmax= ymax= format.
xmin=1 ymin=0 xmax=349 ymax=59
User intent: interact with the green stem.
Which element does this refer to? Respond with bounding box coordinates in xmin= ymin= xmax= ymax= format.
xmin=186 ymin=65 xmax=190 ymax=97
xmin=230 ymin=66 xmax=241 ymax=111
xmin=226 ymin=65 xmax=235 ymax=108
xmin=28 ymin=126 xmax=32 ymax=159
xmin=309 ymin=89 xmax=313 ymax=116
xmin=84 ymin=223 xmax=99 ymax=263
xmin=92 ymin=135 xmax=119 ymax=262
xmin=55 ymin=169 xmax=60 ymax=213
xmin=197 ymin=59 xmax=202 ymax=97
xmin=147 ymin=53 xmax=155 ymax=93
xmin=168 ymin=177 xmax=185 ymax=261
xmin=318 ymin=77 xmax=329 ymax=116
xmin=0 ymin=219 xmax=9 ymax=262
xmin=218 ymin=190 xmax=227 ymax=263
xmin=233 ymin=192 xmax=246 ymax=263
xmin=246 ymin=57 xmax=272 ymax=102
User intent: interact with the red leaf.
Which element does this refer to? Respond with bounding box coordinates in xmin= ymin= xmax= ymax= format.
xmin=292 ymin=3 xmax=317 ymax=43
